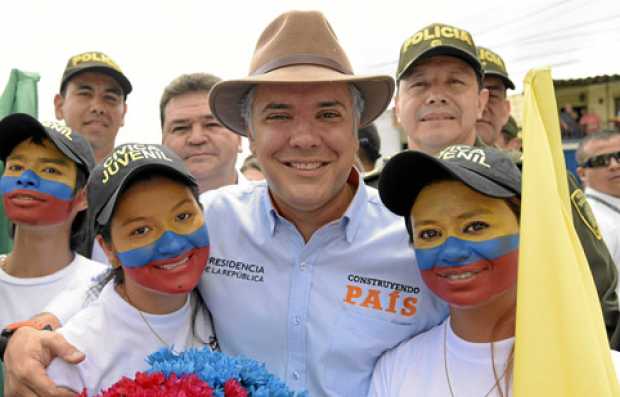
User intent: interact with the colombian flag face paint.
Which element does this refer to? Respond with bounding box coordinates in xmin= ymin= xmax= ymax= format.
xmin=0 ymin=138 xmax=78 ymax=225
xmin=110 ymin=177 xmax=208 ymax=294
xmin=411 ymin=180 xmax=519 ymax=307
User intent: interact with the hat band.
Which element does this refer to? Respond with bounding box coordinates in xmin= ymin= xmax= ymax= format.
xmin=252 ymin=54 xmax=351 ymax=75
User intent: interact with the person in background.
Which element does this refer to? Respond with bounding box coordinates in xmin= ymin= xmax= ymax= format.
xmin=496 ymin=116 xmax=522 ymax=151
xmin=476 ymin=47 xmax=514 ymax=147
xmin=54 ymin=51 xmax=131 ymax=164
xmin=240 ymin=154 xmax=264 ymax=181
xmin=160 ymin=73 xmax=245 ymax=196
xmin=357 ymin=123 xmax=384 ymax=188
xmin=577 ymin=131 xmax=620 ymax=278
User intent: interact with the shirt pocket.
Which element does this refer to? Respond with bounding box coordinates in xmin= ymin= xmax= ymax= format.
xmin=323 ymin=305 xmax=416 ymax=397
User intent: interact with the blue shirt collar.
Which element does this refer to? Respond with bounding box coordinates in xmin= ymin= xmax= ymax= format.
xmin=258 ymin=168 xmax=366 ymax=243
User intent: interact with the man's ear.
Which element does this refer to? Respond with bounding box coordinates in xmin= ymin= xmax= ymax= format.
xmin=120 ymin=102 xmax=128 ymax=127
xmin=96 ymin=234 xmax=121 ymax=269
xmin=53 ymin=94 xmax=65 ymax=120
xmin=577 ymin=166 xmax=588 ymax=186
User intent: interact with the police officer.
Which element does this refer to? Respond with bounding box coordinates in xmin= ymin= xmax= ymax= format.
xmin=393 ymin=24 xmax=620 ymax=345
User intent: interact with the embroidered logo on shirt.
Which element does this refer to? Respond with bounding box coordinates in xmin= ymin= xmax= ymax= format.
xmin=343 ymin=274 xmax=420 ymax=317
xmin=205 ymin=256 xmax=265 ymax=282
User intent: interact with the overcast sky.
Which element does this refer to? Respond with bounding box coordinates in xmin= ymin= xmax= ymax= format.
xmin=2 ymin=0 xmax=620 ymax=155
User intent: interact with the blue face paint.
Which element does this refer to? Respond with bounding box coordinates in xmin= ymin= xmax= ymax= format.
xmin=117 ymin=225 xmax=210 ymax=269
xmin=0 ymin=170 xmax=74 ymax=201
xmin=415 ymin=234 xmax=519 ymax=271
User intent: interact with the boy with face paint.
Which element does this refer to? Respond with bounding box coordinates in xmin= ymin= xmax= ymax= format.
xmin=46 ymin=143 xmax=216 ymax=395
xmin=0 ymin=114 xmax=106 ymax=327
xmin=371 ymin=145 xmax=620 ymax=396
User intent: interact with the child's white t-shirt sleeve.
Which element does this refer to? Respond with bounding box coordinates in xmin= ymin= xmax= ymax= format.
xmin=47 ymin=358 xmax=87 ymax=394
xmin=368 ymin=347 xmax=397 ymax=397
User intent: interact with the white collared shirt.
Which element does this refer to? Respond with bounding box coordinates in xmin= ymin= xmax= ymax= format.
xmin=585 ymin=187 xmax=620 ymax=283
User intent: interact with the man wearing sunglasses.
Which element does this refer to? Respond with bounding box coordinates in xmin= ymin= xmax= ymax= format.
xmin=577 ymin=131 xmax=620 ymax=274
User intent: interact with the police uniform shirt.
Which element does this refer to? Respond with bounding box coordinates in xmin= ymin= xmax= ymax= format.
xmin=199 ymin=170 xmax=447 ymax=396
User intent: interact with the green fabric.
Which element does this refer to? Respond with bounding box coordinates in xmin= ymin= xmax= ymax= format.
xmin=0 ymin=69 xmax=40 ymax=254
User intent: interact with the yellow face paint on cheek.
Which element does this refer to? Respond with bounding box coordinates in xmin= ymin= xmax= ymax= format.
xmin=3 ymin=137 xmax=77 ymax=190
xmin=0 ymin=138 xmax=79 ymax=225
xmin=108 ymin=176 xmax=209 ymax=294
xmin=410 ymin=180 xmax=519 ymax=307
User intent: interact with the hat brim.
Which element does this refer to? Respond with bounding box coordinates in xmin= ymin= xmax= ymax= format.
xmin=0 ymin=113 xmax=87 ymax=169
xmin=62 ymin=66 xmax=132 ymax=96
xmin=379 ymin=150 xmax=518 ymax=217
xmin=397 ymin=46 xmax=483 ymax=81
xmin=209 ymin=65 xmax=395 ymax=137
xmin=484 ymin=71 xmax=516 ymax=90
xmin=96 ymin=163 xmax=197 ymax=227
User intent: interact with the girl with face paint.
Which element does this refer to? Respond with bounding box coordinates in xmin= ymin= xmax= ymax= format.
xmin=0 ymin=114 xmax=106 ymax=328
xmin=369 ymin=145 xmax=524 ymax=397
xmin=46 ymin=144 xmax=217 ymax=395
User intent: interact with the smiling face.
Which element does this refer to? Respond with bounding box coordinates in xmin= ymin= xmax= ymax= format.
xmin=1 ymin=137 xmax=80 ymax=226
xmin=162 ymin=91 xmax=241 ymax=189
xmin=410 ymin=180 xmax=519 ymax=308
xmin=105 ymin=176 xmax=209 ymax=295
xmin=476 ymin=76 xmax=511 ymax=146
xmin=396 ymin=56 xmax=489 ymax=154
xmin=249 ymin=82 xmax=358 ymax=216
xmin=54 ymin=72 xmax=127 ymax=160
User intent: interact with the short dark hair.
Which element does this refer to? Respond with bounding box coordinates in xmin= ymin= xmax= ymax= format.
xmin=159 ymin=73 xmax=222 ymax=127
xmin=240 ymin=154 xmax=262 ymax=174
xmin=575 ymin=130 xmax=620 ymax=165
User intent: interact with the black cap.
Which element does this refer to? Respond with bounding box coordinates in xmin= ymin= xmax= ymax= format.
xmin=88 ymin=143 xmax=196 ymax=227
xmin=396 ymin=23 xmax=482 ymax=81
xmin=60 ymin=51 xmax=132 ymax=96
xmin=358 ymin=123 xmax=381 ymax=162
xmin=379 ymin=145 xmax=521 ymax=217
xmin=0 ymin=113 xmax=95 ymax=175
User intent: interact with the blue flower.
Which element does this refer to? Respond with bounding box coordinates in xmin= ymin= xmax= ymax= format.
xmin=145 ymin=347 xmax=308 ymax=397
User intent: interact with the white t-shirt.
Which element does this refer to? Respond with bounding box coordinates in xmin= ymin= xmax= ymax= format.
xmin=47 ymin=282 xmax=216 ymax=395
xmin=369 ymin=319 xmax=514 ymax=397
xmin=0 ymin=253 xmax=106 ymax=327
xmin=369 ymin=319 xmax=620 ymax=397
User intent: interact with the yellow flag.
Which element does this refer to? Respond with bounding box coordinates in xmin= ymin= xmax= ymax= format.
xmin=514 ymin=68 xmax=619 ymax=396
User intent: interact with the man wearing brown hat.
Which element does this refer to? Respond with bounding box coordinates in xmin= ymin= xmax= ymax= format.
xmin=54 ymin=51 xmax=131 ymax=163
xmin=394 ymin=28 xmax=620 ymax=345
xmin=2 ymin=11 xmax=446 ymax=397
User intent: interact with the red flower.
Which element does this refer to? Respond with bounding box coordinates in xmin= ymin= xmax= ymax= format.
xmin=86 ymin=372 xmax=214 ymax=397
xmin=223 ymin=379 xmax=248 ymax=397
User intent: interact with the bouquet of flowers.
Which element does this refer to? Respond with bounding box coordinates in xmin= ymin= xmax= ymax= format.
xmin=79 ymin=347 xmax=307 ymax=397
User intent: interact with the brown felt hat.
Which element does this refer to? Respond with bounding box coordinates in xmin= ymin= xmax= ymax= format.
xmin=209 ymin=10 xmax=395 ymax=137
